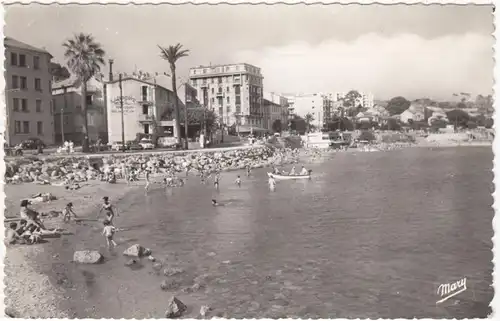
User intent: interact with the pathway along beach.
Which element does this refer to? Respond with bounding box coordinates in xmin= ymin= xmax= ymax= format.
xmin=4 ymin=146 xmax=494 ymax=318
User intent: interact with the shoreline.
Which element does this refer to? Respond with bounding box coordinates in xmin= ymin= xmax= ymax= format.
xmin=4 ymin=146 xmax=300 ymax=318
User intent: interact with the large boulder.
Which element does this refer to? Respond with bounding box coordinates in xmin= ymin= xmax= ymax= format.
xmin=123 ymin=244 xmax=145 ymax=257
xmin=165 ymin=296 xmax=187 ymax=318
xmin=73 ymin=250 xmax=103 ymax=264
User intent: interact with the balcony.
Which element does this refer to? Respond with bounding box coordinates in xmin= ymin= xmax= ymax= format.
xmin=138 ymin=114 xmax=154 ymax=122
xmin=216 ymin=91 xmax=224 ymax=97
xmin=137 ymin=95 xmax=154 ymax=105
xmin=200 ymin=82 xmax=208 ymax=88
xmin=233 ymin=79 xmax=242 ymax=86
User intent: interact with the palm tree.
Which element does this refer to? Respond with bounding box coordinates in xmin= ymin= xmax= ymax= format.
xmin=63 ymin=33 xmax=105 ymax=152
xmin=158 ymin=44 xmax=190 ymax=149
xmin=305 ymin=113 xmax=315 ymax=133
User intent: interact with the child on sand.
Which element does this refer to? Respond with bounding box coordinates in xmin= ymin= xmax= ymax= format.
xmin=102 ymin=220 xmax=117 ymax=248
xmin=63 ymin=202 xmax=78 ymax=222
xmin=5 ymin=222 xmax=20 ymax=245
xmin=98 ymin=196 xmax=117 ymax=225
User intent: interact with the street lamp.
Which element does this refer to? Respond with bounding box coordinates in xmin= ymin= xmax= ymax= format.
xmin=118 ymin=73 xmax=126 ymax=152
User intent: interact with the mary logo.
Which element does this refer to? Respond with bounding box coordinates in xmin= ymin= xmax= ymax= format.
xmin=436 ymin=277 xmax=467 ymax=304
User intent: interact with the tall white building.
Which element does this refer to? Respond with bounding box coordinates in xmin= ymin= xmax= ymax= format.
xmin=189 ymin=63 xmax=264 ymax=127
xmin=287 ymin=93 xmax=332 ymax=128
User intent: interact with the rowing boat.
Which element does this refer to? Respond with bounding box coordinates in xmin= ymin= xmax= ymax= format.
xmin=267 ymin=172 xmax=311 ymax=180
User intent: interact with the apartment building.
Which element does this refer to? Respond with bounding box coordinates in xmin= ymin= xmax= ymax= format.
xmin=4 ymin=37 xmax=55 ymax=146
xmin=288 ymin=93 xmax=332 ymax=128
xmin=189 ymin=63 xmax=264 ymax=128
xmin=52 ymin=76 xmax=108 ymax=144
xmin=262 ymin=92 xmax=289 ymax=131
xmin=105 ymin=74 xmax=196 ymax=143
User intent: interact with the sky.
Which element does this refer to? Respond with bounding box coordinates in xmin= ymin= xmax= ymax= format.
xmin=4 ymin=4 xmax=494 ymax=100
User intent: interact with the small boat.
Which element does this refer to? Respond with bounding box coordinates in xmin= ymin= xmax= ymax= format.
xmin=267 ymin=172 xmax=311 ymax=180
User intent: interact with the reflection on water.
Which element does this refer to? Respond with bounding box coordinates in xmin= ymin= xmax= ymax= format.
xmin=54 ymin=147 xmax=493 ymax=319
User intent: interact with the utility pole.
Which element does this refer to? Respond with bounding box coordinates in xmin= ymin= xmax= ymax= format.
xmin=61 ymin=86 xmax=67 ymax=143
xmin=119 ymin=73 xmax=125 ymax=152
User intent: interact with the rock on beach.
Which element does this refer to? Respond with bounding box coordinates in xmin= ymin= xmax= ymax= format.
xmin=73 ymin=250 xmax=103 ymax=264
xmin=123 ymin=244 xmax=145 ymax=257
xmin=165 ymin=296 xmax=187 ymax=318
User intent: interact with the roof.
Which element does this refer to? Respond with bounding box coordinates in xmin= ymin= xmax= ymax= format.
xmin=5 ymin=37 xmax=52 ymax=57
xmin=53 ymin=76 xmax=80 ymax=89
xmin=106 ymin=76 xmax=171 ymax=92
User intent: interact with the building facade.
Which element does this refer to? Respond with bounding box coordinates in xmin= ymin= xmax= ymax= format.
xmin=288 ymin=93 xmax=332 ymax=129
xmin=52 ymin=76 xmax=108 ymax=144
xmin=105 ymin=74 xmax=199 ymax=143
xmin=189 ymin=63 xmax=264 ymax=128
xmin=262 ymin=92 xmax=289 ymax=132
xmin=4 ymin=37 xmax=55 ymax=146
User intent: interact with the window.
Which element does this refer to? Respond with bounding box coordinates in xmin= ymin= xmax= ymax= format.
xmin=11 ymin=75 xmax=18 ymax=89
xmin=234 ymin=86 xmax=240 ymax=95
xmin=141 ymin=86 xmax=148 ymax=101
xmin=203 ymin=69 xmax=207 ymax=74
xmin=33 ymin=56 xmax=40 ymax=70
xmin=192 ymin=79 xmax=197 ymax=86
xmin=219 ymin=107 xmax=223 ymax=115
xmin=23 ymin=121 xmax=30 ymax=133
xmin=226 ymin=86 xmax=230 ymax=92
xmin=11 ymin=53 xmax=17 ymax=66
xmin=211 ymin=98 xmax=214 ymax=103
xmin=21 ymin=99 xmax=28 ymax=112
xmin=35 ymin=78 xmax=42 ymax=91
xmin=211 ymin=88 xmax=214 ymax=94
xmin=37 ymin=121 xmax=43 ymax=135
xmin=14 ymin=121 xmax=21 ymax=133
xmin=236 ymin=105 xmax=241 ymax=113
xmin=76 ymin=105 xmax=82 ymax=113
xmin=36 ymin=100 xmax=42 ymax=112
xmin=226 ymin=96 xmax=230 ymax=103
xmin=226 ymin=106 xmax=231 ymax=113
xmin=142 ymin=104 xmax=149 ymax=115
xmin=20 ymin=76 xmax=27 ymax=90
xmin=19 ymin=54 xmax=26 ymax=67
xmin=86 ymin=94 xmax=92 ymax=105
xmin=218 ymin=77 xmax=222 ymax=84
xmin=235 ymin=96 xmax=241 ymax=104
xmin=144 ymin=124 xmax=150 ymax=134
xmin=12 ymin=98 xmax=20 ymax=112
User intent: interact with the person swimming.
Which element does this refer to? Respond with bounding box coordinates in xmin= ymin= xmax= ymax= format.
xmin=212 ymin=199 xmax=219 ymax=206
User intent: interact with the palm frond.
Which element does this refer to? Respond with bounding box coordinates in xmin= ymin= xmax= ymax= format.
xmin=62 ymin=33 xmax=106 ymax=82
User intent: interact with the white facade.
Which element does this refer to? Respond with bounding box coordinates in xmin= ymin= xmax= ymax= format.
xmin=287 ymin=93 xmax=330 ymax=128
xmin=189 ymin=63 xmax=264 ymax=128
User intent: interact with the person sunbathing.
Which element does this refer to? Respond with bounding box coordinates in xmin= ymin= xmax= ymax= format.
xmin=5 ymin=222 xmax=21 ymax=245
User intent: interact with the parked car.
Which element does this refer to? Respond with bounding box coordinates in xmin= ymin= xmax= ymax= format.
xmin=111 ymin=141 xmax=127 ymax=151
xmin=127 ymin=140 xmax=143 ymax=151
xmin=139 ymin=138 xmax=155 ymax=150
xmin=21 ymin=138 xmax=46 ymax=150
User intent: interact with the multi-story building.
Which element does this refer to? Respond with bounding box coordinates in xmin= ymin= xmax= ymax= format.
xmin=4 ymin=37 xmax=55 ymax=146
xmin=189 ymin=63 xmax=264 ymax=128
xmin=262 ymin=92 xmax=289 ymax=131
xmin=105 ymin=73 xmax=198 ymax=143
xmin=287 ymin=93 xmax=333 ymax=129
xmin=52 ymin=76 xmax=108 ymax=144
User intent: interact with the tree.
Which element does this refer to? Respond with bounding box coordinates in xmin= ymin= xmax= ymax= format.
xmin=485 ymin=117 xmax=494 ymax=129
xmin=304 ymin=113 xmax=314 ymax=133
xmin=63 ymin=33 xmax=106 ymax=152
xmin=158 ymin=43 xmax=190 ymax=149
xmin=342 ymin=90 xmax=362 ymax=108
xmin=323 ymin=116 xmax=354 ymax=131
xmin=446 ymin=109 xmax=470 ymax=128
xmin=290 ymin=115 xmax=307 ymax=134
xmin=50 ymin=62 xmax=71 ymax=82
xmin=271 ymin=119 xmax=282 ymax=133
xmin=386 ymin=96 xmax=411 ymax=116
